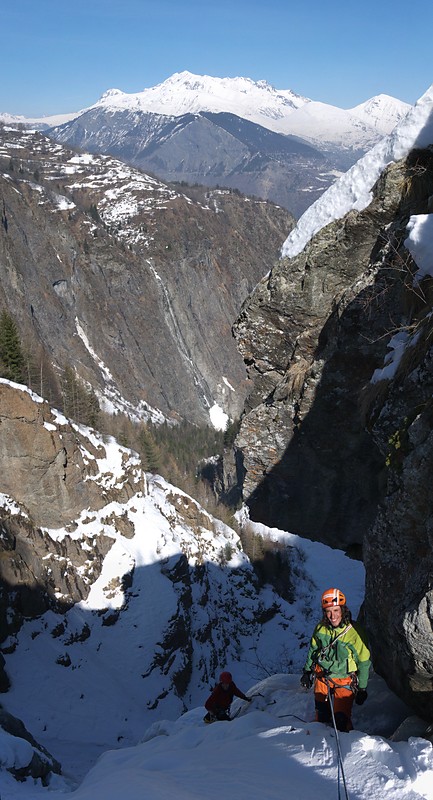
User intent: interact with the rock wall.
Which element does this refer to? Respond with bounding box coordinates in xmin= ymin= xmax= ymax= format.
xmin=0 ymin=381 xmax=142 ymax=527
xmin=229 ymin=145 xmax=433 ymax=716
xmin=363 ymin=260 xmax=433 ymax=717
xmin=231 ymin=159 xmax=409 ymax=548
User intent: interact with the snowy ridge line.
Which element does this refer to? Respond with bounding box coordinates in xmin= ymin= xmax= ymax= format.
xmin=281 ymin=83 xmax=433 ymax=260
xmin=1 ymin=71 xmax=409 ymax=150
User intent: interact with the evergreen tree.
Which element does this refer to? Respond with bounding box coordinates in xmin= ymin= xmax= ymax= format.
xmin=137 ymin=426 xmax=160 ymax=473
xmin=224 ymin=418 xmax=240 ymax=447
xmin=0 ymin=310 xmax=25 ymax=383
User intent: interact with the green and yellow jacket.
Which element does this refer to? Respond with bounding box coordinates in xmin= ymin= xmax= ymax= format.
xmin=303 ymin=619 xmax=371 ymax=689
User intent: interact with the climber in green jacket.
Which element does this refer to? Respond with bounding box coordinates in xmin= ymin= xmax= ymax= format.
xmin=300 ymin=587 xmax=371 ymax=732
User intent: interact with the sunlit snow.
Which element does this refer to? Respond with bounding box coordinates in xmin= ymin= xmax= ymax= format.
xmin=209 ymin=402 xmax=229 ymax=430
xmin=405 ymin=214 xmax=433 ymax=283
xmin=281 ymin=83 xmax=433 ymax=259
xmin=0 ymin=384 xmax=432 ymax=799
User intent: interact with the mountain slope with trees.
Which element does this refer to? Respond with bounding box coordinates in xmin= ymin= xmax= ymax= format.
xmin=50 ymin=108 xmax=334 ymax=218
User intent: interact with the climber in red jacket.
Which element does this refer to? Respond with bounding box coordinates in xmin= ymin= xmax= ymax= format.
xmin=204 ymin=671 xmax=251 ymax=722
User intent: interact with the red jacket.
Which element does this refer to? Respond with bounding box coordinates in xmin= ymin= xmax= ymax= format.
xmin=205 ymin=681 xmax=248 ymax=712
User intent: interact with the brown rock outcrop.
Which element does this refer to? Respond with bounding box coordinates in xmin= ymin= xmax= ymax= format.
xmin=0 ymin=381 xmax=140 ymax=634
xmin=0 ymin=382 xmax=106 ymax=528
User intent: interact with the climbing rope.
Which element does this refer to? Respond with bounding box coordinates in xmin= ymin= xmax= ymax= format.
xmin=324 ymin=677 xmax=351 ymax=800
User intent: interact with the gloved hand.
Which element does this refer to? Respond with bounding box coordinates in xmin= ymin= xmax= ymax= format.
xmin=300 ymin=670 xmax=313 ymax=689
xmin=247 ymin=697 xmax=253 ymax=702
xmin=355 ymin=689 xmax=368 ymax=705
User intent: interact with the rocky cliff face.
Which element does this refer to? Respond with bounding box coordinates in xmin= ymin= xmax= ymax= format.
xmin=0 ymin=125 xmax=293 ymax=426
xmin=229 ymin=144 xmax=433 ymax=717
xmin=231 ymin=158 xmax=409 ymax=547
xmin=0 ymin=381 xmax=142 ymax=624
xmin=0 ymin=380 xmax=146 ymax=783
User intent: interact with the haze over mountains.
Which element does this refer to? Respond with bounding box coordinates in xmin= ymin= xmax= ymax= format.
xmin=1 ymin=72 xmax=412 ymax=217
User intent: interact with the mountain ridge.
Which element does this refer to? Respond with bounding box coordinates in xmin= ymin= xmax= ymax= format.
xmin=1 ymin=71 xmax=411 ymax=153
xmin=1 ymin=72 xmax=411 ymax=217
xmin=50 ymin=107 xmax=332 ymax=217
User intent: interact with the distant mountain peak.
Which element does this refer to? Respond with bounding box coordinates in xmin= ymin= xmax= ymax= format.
xmin=349 ymin=93 xmax=412 ymax=133
xmin=87 ymin=72 xmax=410 ymax=150
xmin=91 ymin=70 xmax=309 ymax=131
xmin=155 ymin=70 xmax=305 ymax=105
xmin=99 ymin=87 xmax=125 ymax=101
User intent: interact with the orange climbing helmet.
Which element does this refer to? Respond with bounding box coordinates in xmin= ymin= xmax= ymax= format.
xmin=219 ymin=671 xmax=232 ymax=683
xmin=321 ymin=588 xmax=346 ymax=608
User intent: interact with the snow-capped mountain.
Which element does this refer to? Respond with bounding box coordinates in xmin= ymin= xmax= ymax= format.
xmin=1 ymin=73 xmax=411 ymax=216
xmin=93 ymin=71 xmax=309 ymax=128
xmin=89 ymin=71 xmax=409 ymax=151
xmin=0 ymin=109 xmax=80 ymax=130
xmin=272 ymin=98 xmax=411 ymax=160
xmin=1 ymin=71 xmax=410 ymax=158
xmin=349 ymin=93 xmax=412 ymax=132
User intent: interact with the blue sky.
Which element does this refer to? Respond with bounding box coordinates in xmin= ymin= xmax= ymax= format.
xmin=2 ymin=0 xmax=431 ymax=116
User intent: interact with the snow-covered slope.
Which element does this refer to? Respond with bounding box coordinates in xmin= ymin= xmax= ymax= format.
xmin=3 ymin=674 xmax=432 ymax=799
xmin=1 ymin=463 xmax=365 ymax=766
xmin=273 ymin=99 xmax=382 ymax=151
xmin=1 ymin=383 xmax=432 ymax=799
xmin=281 ymin=82 xmax=433 ymax=259
xmin=0 ymin=381 xmax=364 ymax=787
